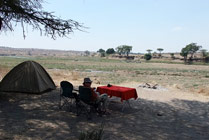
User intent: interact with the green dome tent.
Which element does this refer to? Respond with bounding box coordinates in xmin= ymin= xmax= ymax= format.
xmin=0 ymin=61 xmax=56 ymax=94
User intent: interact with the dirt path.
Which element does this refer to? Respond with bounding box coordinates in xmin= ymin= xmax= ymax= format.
xmin=0 ymin=86 xmax=209 ymax=140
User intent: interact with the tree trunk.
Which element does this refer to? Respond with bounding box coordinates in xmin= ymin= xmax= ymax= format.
xmin=184 ymin=56 xmax=187 ymax=63
xmin=0 ymin=18 xmax=2 ymax=30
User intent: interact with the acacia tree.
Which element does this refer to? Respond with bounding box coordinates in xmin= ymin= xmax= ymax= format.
xmin=180 ymin=47 xmax=189 ymax=63
xmin=157 ymin=48 xmax=164 ymax=57
xmin=0 ymin=0 xmax=83 ymax=39
xmin=97 ymin=48 xmax=105 ymax=57
xmin=116 ymin=46 xmax=124 ymax=55
xmin=97 ymin=48 xmax=105 ymax=53
xmin=116 ymin=45 xmax=132 ymax=56
xmin=123 ymin=45 xmax=132 ymax=56
xmin=146 ymin=49 xmax=152 ymax=54
xmin=84 ymin=50 xmax=90 ymax=56
xmin=170 ymin=53 xmax=175 ymax=59
xmin=186 ymin=43 xmax=202 ymax=60
xmin=180 ymin=43 xmax=202 ymax=63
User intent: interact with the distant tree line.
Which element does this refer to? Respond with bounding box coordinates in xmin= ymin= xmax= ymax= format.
xmin=95 ymin=42 xmax=208 ymax=64
xmin=145 ymin=43 xmax=209 ymax=64
xmin=97 ymin=45 xmax=132 ymax=57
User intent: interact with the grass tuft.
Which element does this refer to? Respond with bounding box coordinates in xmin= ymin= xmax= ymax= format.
xmin=79 ymin=123 xmax=104 ymax=140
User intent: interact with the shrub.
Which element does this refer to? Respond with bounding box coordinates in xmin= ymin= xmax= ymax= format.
xmin=79 ymin=124 xmax=104 ymax=140
xmin=101 ymin=52 xmax=105 ymax=57
xmin=144 ymin=53 xmax=152 ymax=61
xmin=205 ymin=56 xmax=209 ymax=63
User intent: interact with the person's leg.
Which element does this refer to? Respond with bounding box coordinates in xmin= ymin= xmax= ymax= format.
xmin=93 ymin=89 xmax=100 ymax=96
xmin=98 ymin=94 xmax=109 ymax=112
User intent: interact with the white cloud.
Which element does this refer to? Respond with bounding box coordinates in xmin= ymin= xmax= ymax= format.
xmin=171 ymin=26 xmax=183 ymax=32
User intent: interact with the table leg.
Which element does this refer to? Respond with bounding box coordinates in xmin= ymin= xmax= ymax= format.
xmin=122 ymin=99 xmax=132 ymax=111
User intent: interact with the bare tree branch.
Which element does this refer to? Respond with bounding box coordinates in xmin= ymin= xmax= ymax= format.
xmin=0 ymin=0 xmax=84 ymax=39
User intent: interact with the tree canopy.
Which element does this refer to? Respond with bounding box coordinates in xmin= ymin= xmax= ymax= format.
xmin=180 ymin=47 xmax=189 ymax=62
xmin=97 ymin=48 xmax=105 ymax=53
xmin=116 ymin=46 xmax=124 ymax=55
xmin=146 ymin=49 xmax=152 ymax=54
xmin=157 ymin=48 xmax=164 ymax=57
xmin=157 ymin=48 xmax=164 ymax=52
xmin=186 ymin=43 xmax=202 ymax=59
xmin=123 ymin=45 xmax=132 ymax=56
xmin=106 ymin=48 xmax=115 ymax=54
xmin=116 ymin=45 xmax=132 ymax=56
xmin=0 ymin=0 xmax=83 ymax=39
xmin=84 ymin=50 xmax=90 ymax=56
xmin=97 ymin=48 xmax=105 ymax=57
xmin=180 ymin=43 xmax=202 ymax=63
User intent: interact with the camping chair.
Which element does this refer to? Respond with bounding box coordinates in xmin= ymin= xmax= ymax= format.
xmin=76 ymin=86 xmax=105 ymax=119
xmin=59 ymin=81 xmax=78 ymax=111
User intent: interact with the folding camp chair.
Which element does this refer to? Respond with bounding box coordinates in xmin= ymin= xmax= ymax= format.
xmin=59 ymin=81 xmax=78 ymax=111
xmin=76 ymin=86 xmax=105 ymax=119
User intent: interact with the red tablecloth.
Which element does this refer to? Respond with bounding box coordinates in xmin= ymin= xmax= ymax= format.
xmin=97 ymin=85 xmax=138 ymax=102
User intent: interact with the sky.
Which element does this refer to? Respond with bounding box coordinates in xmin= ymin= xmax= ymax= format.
xmin=1 ymin=0 xmax=209 ymax=53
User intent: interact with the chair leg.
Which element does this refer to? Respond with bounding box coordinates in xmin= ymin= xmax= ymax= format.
xmin=76 ymin=102 xmax=82 ymax=116
xmin=59 ymin=89 xmax=61 ymax=109
xmin=59 ymin=98 xmax=67 ymax=110
xmin=59 ymin=97 xmax=74 ymax=111
xmin=67 ymin=98 xmax=75 ymax=112
xmin=76 ymin=101 xmax=102 ymax=119
xmin=76 ymin=101 xmax=88 ymax=117
xmin=59 ymin=95 xmax=62 ymax=109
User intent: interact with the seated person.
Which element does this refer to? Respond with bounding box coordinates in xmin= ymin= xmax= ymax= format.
xmin=83 ymin=77 xmax=108 ymax=108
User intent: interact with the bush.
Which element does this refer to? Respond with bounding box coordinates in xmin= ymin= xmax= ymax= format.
xmin=205 ymin=56 xmax=209 ymax=63
xmin=101 ymin=52 xmax=105 ymax=57
xmin=79 ymin=123 xmax=104 ymax=140
xmin=144 ymin=53 xmax=152 ymax=61
xmin=106 ymin=48 xmax=115 ymax=54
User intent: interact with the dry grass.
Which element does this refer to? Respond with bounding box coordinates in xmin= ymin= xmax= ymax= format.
xmin=1 ymin=56 xmax=209 ymax=96
xmin=0 ymin=67 xmax=10 ymax=81
xmin=198 ymin=87 xmax=209 ymax=96
xmin=72 ymin=71 xmax=80 ymax=80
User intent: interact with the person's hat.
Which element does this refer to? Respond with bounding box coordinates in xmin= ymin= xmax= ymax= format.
xmin=83 ymin=77 xmax=92 ymax=83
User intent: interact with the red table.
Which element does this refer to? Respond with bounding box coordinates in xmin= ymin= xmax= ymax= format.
xmin=97 ymin=85 xmax=138 ymax=102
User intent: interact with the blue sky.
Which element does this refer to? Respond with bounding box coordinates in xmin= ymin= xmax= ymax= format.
xmin=1 ymin=0 xmax=209 ymax=53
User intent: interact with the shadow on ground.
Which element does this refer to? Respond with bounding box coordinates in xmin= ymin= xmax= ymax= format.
xmin=0 ymin=90 xmax=209 ymax=140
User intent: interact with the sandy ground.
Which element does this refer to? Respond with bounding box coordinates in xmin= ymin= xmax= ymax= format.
xmin=0 ymin=83 xmax=209 ymax=140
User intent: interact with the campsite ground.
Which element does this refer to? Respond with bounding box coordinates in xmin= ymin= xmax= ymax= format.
xmin=0 ymin=56 xmax=209 ymax=139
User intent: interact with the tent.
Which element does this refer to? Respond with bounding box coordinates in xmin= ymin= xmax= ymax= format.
xmin=0 ymin=61 xmax=56 ymax=93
